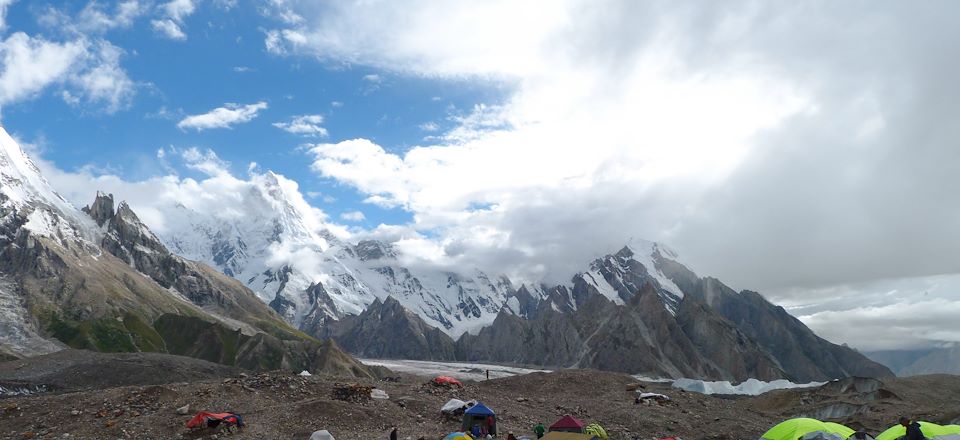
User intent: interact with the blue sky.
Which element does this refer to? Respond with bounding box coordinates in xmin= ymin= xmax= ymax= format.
xmin=0 ymin=0 xmax=508 ymax=228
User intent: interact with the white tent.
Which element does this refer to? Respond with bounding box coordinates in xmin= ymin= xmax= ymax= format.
xmin=310 ymin=430 xmax=335 ymax=440
xmin=442 ymin=398 xmax=467 ymax=414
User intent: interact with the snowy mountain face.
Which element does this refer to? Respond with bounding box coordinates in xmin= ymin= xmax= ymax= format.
xmin=0 ymin=129 xmax=101 ymax=251
xmin=141 ymin=162 xmax=692 ymax=342
xmin=150 ymin=173 xmax=515 ymax=338
xmin=533 ymin=240 xmax=686 ymax=316
xmin=0 ymin=128 xmax=377 ymax=377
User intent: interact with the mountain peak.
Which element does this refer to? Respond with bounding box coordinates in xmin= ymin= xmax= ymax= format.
xmin=355 ymin=239 xmax=397 ymax=261
xmin=83 ymin=192 xmax=115 ymax=227
xmin=623 ymin=238 xmax=679 ymax=260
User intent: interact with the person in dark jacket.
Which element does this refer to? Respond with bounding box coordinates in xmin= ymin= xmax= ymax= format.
xmin=900 ymin=416 xmax=925 ymax=440
xmin=390 ymin=427 xmax=398 ymax=440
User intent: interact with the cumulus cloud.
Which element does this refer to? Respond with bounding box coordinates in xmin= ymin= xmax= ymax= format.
xmin=177 ymin=101 xmax=268 ymax=130
xmin=0 ymin=31 xmax=135 ymax=113
xmin=33 ymin=146 xmax=343 ymax=245
xmin=261 ymin=1 xmax=960 ymax=349
xmin=151 ymin=0 xmax=195 ymax=40
xmin=0 ymin=33 xmax=86 ymax=105
xmin=272 ymin=114 xmax=327 ymax=137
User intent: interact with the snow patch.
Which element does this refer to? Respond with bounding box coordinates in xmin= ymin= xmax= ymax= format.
xmin=360 ymin=358 xmax=550 ymax=381
xmin=671 ymin=377 xmax=825 ymax=395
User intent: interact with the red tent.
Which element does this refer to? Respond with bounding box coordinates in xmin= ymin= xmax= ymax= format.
xmin=186 ymin=412 xmax=244 ymax=429
xmin=433 ymin=376 xmax=463 ymax=387
xmin=549 ymin=415 xmax=586 ymax=433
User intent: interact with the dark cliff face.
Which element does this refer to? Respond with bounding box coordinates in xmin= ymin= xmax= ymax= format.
xmin=661 ymin=272 xmax=893 ymax=381
xmin=456 ymin=283 xmax=786 ymax=381
xmin=323 ymin=296 xmax=457 ymax=360
xmin=326 ymin=245 xmax=891 ymax=382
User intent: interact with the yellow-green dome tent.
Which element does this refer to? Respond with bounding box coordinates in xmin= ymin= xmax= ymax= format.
xmin=761 ymin=418 xmax=855 ymax=440
xmin=585 ymin=423 xmax=608 ymax=440
xmin=876 ymin=422 xmax=960 ymax=440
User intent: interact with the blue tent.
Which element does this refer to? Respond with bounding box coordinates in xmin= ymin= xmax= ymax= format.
xmin=464 ymin=403 xmax=495 ymax=417
xmin=462 ymin=402 xmax=497 ymax=436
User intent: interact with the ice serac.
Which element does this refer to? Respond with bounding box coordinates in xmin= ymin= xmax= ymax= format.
xmin=0 ymin=127 xmax=376 ymax=378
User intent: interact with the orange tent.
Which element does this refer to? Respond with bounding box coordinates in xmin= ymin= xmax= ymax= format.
xmin=433 ymin=376 xmax=464 ymax=387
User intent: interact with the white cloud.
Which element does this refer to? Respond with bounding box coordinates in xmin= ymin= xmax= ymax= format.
xmin=0 ymin=2 xmax=139 ymax=114
xmin=67 ymin=40 xmax=136 ymax=112
xmin=233 ymin=66 xmax=252 ymax=72
xmin=152 ymin=0 xmax=195 ymax=40
xmin=272 ymin=114 xmax=327 ymax=137
xmin=264 ymin=29 xmax=283 ymax=54
xmin=32 ymin=147 xmax=345 ymax=252
xmin=162 ymin=0 xmax=195 ymax=22
xmin=150 ymin=19 xmax=185 ymax=40
xmin=0 ymin=0 xmax=16 ymax=32
xmin=419 ymin=122 xmax=439 ymax=132
xmin=180 ymin=147 xmax=231 ymax=176
xmin=275 ymin=1 xmax=960 ymax=351
xmin=61 ymin=1 xmax=146 ymax=34
xmin=177 ymin=101 xmax=268 ymax=131
xmin=340 ymin=210 xmax=365 ymax=222
xmin=362 ymin=74 xmax=380 ymax=83
xmin=0 ymin=33 xmax=86 ymax=105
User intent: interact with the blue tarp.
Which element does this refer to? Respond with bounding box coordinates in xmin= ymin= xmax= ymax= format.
xmin=464 ymin=402 xmax=495 ymax=416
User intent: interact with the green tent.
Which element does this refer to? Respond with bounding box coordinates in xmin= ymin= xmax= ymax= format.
xmin=585 ymin=423 xmax=608 ymax=440
xmin=761 ymin=418 xmax=855 ymax=440
xmin=876 ymin=422 xmax=960 ymax=440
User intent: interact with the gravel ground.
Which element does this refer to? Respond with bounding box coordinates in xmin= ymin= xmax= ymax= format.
xmin=2 ymin=352 xmax=959 ymax=440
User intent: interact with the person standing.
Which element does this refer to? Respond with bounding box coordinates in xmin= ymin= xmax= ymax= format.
xmin=900 ymin=417 xmax=924 ymax=440
xmin=534 ymin=422 xmax=546 ymax=439
xmin=390 ymin=427 xmax=398 ymax=440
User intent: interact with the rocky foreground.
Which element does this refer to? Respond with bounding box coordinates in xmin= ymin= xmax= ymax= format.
xmin=1 ymin=351 xmax=959 ymax=440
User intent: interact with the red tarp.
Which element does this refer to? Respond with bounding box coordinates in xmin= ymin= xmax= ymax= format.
xmin=550 ymin=415 xmax=586 ymax=431
xmin=433 ymin=376 xmax=463 ymax=387
xmin=186 ymin=412 xmax=242 ymax=429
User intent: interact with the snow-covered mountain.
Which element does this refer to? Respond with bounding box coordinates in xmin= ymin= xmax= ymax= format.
xmin=149 ymin=172 xmax=516 ymax=338
xmin=0 ymin=125 xmax=893 ymax=382
xmin=144 ymin=169 xmax=699 ymax=341
xmin=0 ymin=127 xmax=377 ymax=377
